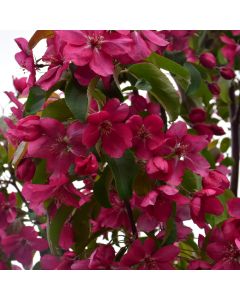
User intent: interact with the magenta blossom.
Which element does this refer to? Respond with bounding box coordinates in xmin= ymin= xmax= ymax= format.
xmin=207 ymin=219 xmax=240 ymax=269
xmin=94 ymin=192 xmax=131 ymax=231
xmin=22 ymin=174 xmax=83 ymax=214
xmin=1 ymin=226 xmax=48 ymax=267
xmin=37 ymin=35 xmax=69 ymax=90
xmin=72 ymin=245 xmax=116 ymax=270
xmin=28 ymin=118 xmax=87 ymax=177
xmin=0 ymin=193 xmax=17 ymax=229
xmin=74 ymin=153 xmax=98 ymax=176
xmin=82 ymin=98 xmax=132 ymax=158
xmin=160 ymin=121 xmax=210 ymax=185
xmin=128 ymin=31 xmax=169 ymax=62
xmin=120 ymin=238 xmax=179 ymax=270
xmin=127 ymin=114 xmax=164 ymax=159
xmin=56 ymin=30 xmax=132 ymax=76
xmin=15 ymin=38 xmax=35 ymax=86
xmin=191 ymin=189 xmax=224 ymax=228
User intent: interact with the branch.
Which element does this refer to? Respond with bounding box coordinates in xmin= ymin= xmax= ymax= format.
xmin=229 ymin=83 xmax=240 ymax=196
xmin=123 ymin=199 xmax=138 ymax=240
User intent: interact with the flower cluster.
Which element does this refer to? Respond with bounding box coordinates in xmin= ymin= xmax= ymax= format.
xmin=1 ymin=30 xmax=240 ymax=270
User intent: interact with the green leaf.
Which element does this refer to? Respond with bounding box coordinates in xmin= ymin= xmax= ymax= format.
xmin=220 ymin=137 xmax=231 ymax=153
xmin=47 ymin=205 xmax=74 ymax=255
xmin=32 ymin=160 xmax=47 ymax=184
xmin=147 ymin=52 xmax=190 ymax=90
xmin=42 ymin=99 xmax=73 ymax=121
xmin=0 ymin=144 xmax=7 ymax=163
xmin=106 ymin=150 xmax=138 ymax=200
xmin=185 ymin=63 xmax=202 ymax=96
xmin=25 ymin=86 xmax=46 ymax=115
xmin=93 ymin=165 xmax=113 ymax=208
xmin=65 ymin=79 xmax=89 ymax=122
xmin=133 ymin=170 xmax=153 ymax=196
xmin=218 ymin=77 xmax=231 ymax=103
xmin=129 ymin=63 xmax=180 ymax=121
xmin=161 ymin=203 xmax=177 ymax=246
xmin=181 ymin=169 xmax=202 ymax=193
xmin=72 ymin=203 xmax=91 ymax=255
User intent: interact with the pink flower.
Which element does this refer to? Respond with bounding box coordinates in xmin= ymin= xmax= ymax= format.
xmin=191 ymin=189 xmax=224 ymax=228
xmin=220 ymin=34 xmax=240 ymax=67
xmin=120 ymin=238 xmax=179 ymax=269
xmin=74 ymin=153 xmax=98 ymax=176
xmin=202 ymin=170 xmax=229 ymax=192
xmin=1 ymin=226 xmax=48 ymax=267
xmin=13 ymin=77 xmax=28 ymax=95
xmin=227 ymin=198 xmax=240 ymax=218
xmin=199 ymin=52 xmax=216 ymax=69
xmin=0 ymin=193 xmax=17 ymax=229
xmin=94 ymin=192 xmax=131 ymax=231
xmin=16 ymin=158 xmax=36 ymax=181
xmin=88 ymin=245 xmax=115 ymax=270
xmin=127 ymin=114 xmax=164 ymax=159
xmin=28 ymin=118 xmax=86 ymax=177
xmin=56 ymin=30 xmax=132 ymax=76
xmin=206 ymin=219 xmax=240 ymax=269
xmin=128 ymin=31 xmax=168 ymax=62
xmin=187 ymin=260 xmax=211 ymax=270
xmin=37 ymin=35 xmax=69 ymax=90
xmin=82 ymin=98 xmax=132 ymax=158
xmin=159 ymin=121 xmax=210 ymax=185
xmin=59 ymin=222 xmax=74 ymax=250
xmin=7 ymin=115 xmax=41 ymax=143
xmin=15 ymin=38 xmax=36 ymax=86
xmin=4 ymin=91 xmax=24 ymax=120
xmin=41 ymin=252 xmax=78 ymax=270
xmin=137 ymin=186 xmax=189 ymax=229
xmin=146 ymin=157 xmax=172 ymax=181
xmin=22 ymin=175 xmax=83 ymax=214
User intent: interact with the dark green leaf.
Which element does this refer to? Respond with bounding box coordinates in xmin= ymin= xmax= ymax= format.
xmin=220 ymin=137 xmax=231 ymax=153
xmin=181 ymin=169 xmax=202 ymax=193
xmin=185 ymin=63 xmax=202 ymax=96
xmin=32 ymin=160 xmax=47 ymax=184
xmin=25 ymin=86 xmax=46 ymax=115
xmin=107 ymin=150 xmax=138 ymax=200
xmin=129 ymin=63 xmax=180 ymax=121
xmin=147 ymin=52 xmax=190 ymax=90
xmin=72 ymin=203 xmax=91 ymax=255
xmin=42 ymin=99 xmax=73 ymax=121
xmin=47 ymin=205 xmax=74 ymax=255
xmin=93 ymin=165 xmax=112 ymax=208
xmin=65 ymin=79 xmax=88 ymax=122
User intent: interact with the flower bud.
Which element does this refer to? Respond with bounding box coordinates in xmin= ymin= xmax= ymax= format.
xmin=146 ymin=157 xmax=171 ymax=181
xmin=199 ymin=52 xmax=216 ymax=69
xmin=208 ymin=82 xmax=220 ymax=96
xmin=220 ymin=67 xmax=235 ymax=80
xmin=16 ymin=158 xmax=36 ymax=181
xmin=74 ymin=153 xmax=98 ymax=176
xmin=13 ymin=77 xmax=27 ymax=94
xmin=189 ymin=107 xmax=206 ymax=123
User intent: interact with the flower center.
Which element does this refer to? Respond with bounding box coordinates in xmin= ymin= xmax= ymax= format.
xmin=175 ymin=143 xmax=189 ymax=159
xmin=223 ymin=243 xmax=240 ymax=264
xmin=87 ymin=34 xmax=104 ymax=49
xmin=143 ymin=256 xmax=158 ymax=269
xmin=100 ymin=120 xmax=113 ymax=136
xmin=137 ymin=125 xmax=151 ymax=141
